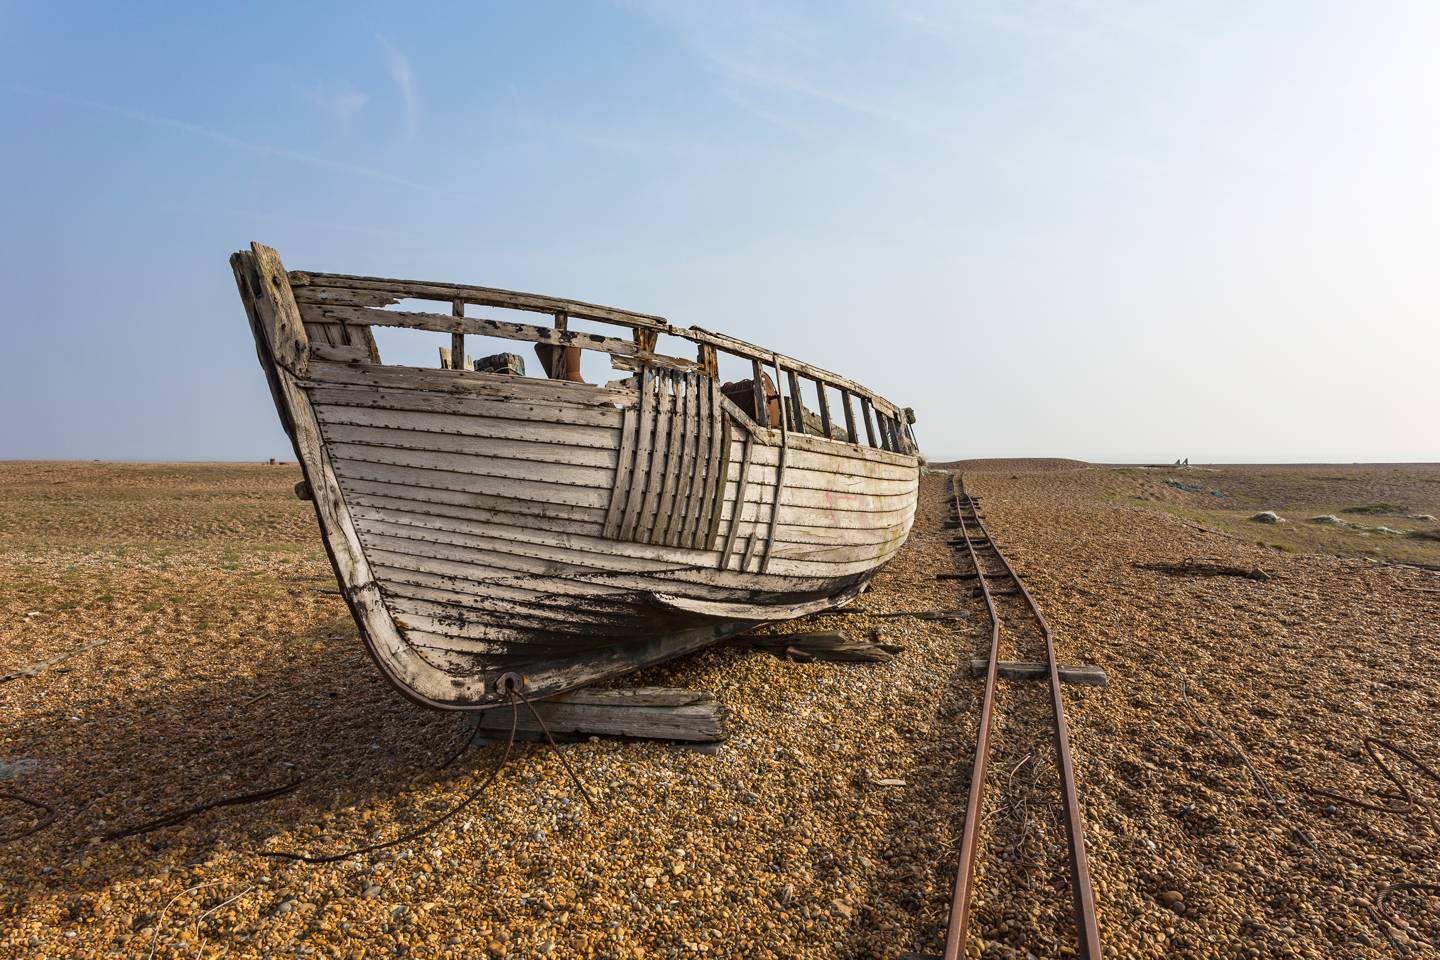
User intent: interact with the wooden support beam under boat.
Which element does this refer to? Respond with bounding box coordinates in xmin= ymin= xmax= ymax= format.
xmin=473 ymin=687 xmax=727 ymax=743
xmin=735 ymin=630 xmax=903 ymax=663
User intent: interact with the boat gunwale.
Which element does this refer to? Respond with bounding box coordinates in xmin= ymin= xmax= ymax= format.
xmin=289 ymin=267 xmax=918 ymax=436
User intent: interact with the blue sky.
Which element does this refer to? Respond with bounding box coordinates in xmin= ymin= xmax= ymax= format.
xmin=2 ymin=1 xmax=1436 ymax=462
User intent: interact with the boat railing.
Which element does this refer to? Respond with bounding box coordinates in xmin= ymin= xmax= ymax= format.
xmin=287 ymin=267 xmax=918 ymax=456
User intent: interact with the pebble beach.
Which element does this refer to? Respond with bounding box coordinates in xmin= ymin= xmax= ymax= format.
xmin=2 ymin=460 xmax=1438 ymax=958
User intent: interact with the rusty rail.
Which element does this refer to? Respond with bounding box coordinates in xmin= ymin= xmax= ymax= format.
xmin=942 ymin=474 xmax=1102 ymax=959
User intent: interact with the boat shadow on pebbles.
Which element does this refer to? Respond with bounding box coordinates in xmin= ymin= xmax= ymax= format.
xmin=3 ymin=614 xmax=853 ymax=897
xmin=1 ymin=624 xmax=501 ymax=891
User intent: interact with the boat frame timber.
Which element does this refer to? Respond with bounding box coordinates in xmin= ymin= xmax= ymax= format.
xmin=232 ymin=242 xmax=920 ymax=710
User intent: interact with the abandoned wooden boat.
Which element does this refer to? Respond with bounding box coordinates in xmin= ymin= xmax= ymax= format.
xmin=231 ymin=242 xmax=920 ymax=709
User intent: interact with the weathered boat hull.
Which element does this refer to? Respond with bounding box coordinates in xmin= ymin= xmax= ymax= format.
xmin=232 ymin=243 xmax=919 ymax=708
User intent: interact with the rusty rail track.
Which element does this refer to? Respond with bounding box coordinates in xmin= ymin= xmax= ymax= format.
xmin=941 ymin=473 xmax=1102 ymax=959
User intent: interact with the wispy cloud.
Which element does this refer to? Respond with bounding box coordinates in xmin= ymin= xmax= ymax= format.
xmin=376 ymin=34 xmax=419 ymax=140
xmin=306 ymin=84 xmax=368 ymax=125
xmin=628 ymin=2 xmax=965 ymax=152
xmin=7 ymin=84 xmax=473 ymax=202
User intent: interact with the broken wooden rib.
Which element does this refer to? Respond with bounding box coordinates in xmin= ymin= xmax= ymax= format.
xmin=233 ymin=242 xmax=920 ymax=710
xmin=736 ymin=630 xmax=903 ymax=663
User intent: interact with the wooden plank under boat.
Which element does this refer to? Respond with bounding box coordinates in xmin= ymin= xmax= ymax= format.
xmin=231 ymin=242 xmax=921 ymax=709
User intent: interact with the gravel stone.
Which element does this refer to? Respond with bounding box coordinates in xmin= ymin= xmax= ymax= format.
xmin=2 ymin=461 xmax=1437 ymax=958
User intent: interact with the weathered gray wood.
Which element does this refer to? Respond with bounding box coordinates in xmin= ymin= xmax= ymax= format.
xmin=637 ymin=372 xmax=674 ymax=542
xmin=326 ymin=441 xmax=612 ymax=489
xmin=968 ymin=659 xmax=1109 ymax=686
xmin=740 ymin=532 xmax=759 ymax=573
xmin=474 ymin=687 xmax=726 ymax=742
xmin=355 ymin=513 xmax=715 ymax=573
xmin=290 ymin=284 xmax=400 ymax=307
xmin=735 ymin=480 xmax=917 ymax=514
xmin=603 ymin=407 xmax=639 ymax=539
xmin=293 ymin=271 xmax=906 ymax=418
xmin=370 ymin=557 xmax=620 ymax=602
xmin=450 ymin=299 xmax=466 ymax=373
xmin=861 ymin=398 xmax=878 ymax=448
xmin=310 ymin=342 xmax=371 ymax=364
xmin=764 ymin=534 xmax=910 ymax=564
xmin=677 ymin=374 xmax=709 ymax=548
xmin=786 ymin=369 xmax=805 ymax=435
xmin=234 ymin=247 xmax=467 ymax=710
xmin=718 ymin=497 xmax=915 ymax=530
xmin=726 ymin=461 xmax=918 ymax=497
xmin=380 ymin=580 xmax=634 ymax=623
xmin=314 ymin=403 xmax=621 ymax=448
xmin=785 ymin=431 xmax=916 ymax=468
xmin=718 ymin=431 xmax=754 ymax=569
xmin=236 ymin=243 xmax=923 ymax=711
xmin=304 ymin=359 xmax=635 ymax=407
xmin=651 ymin=580 xmax=866 ymax=620
xmin=292 ymin=271 xmax=668 ymax=329
xmin=815 ymin=379 xmax=834 ymax=439
xmin=321 ymin=423 xmax=618 ymax=469
xmin=761 ymin=354 xmax=791 ymax=574
xmin=667 ymin=372 xmax=700 ymax=548
xmin=348 ymin=488 xmax=605 ymax=538
xmin=246 ymin=243 xmax=311 ymax=375
xmin=718 ymin=513 xmax=912 ymax=547
xmin=653 ymin=373 xmax=686 ymax=546
xmin=367 ymin=526 xmax=862 ymax=589
xmin=700 ymin=414 xmax=730 ymax=550
xmin=607 ymin=351 xmax=704 ymax=375
xmin=840 ymin=388 xmax=858 ymax=444
xmin=683 ymin=326 xmax=902 ymax=418
xmin=330 ymin=456 xmax=612 ymax=509
xmin=1 ymin=638 xmax=111 ymax=682
xmin=750 ymin=359 xmax=767 ymax=428
xmin=732 ymin=440 xmax=918 ymax=479
xmin=695 ymin=382 xmax=720 ymax=546
xmin=869 ymin=414 xmax=892 ymax=451
xmin=336 ymin=470 xmax=610 ymax=522
xmin=620 ymin=368 xmax=655 ymax=540
xmin=307 ymin=303 xmax=646 ymax=359
xmin=737 ymin=630 xmax=899 ymax=663
xmin=307 ymin=385 xmax=624 ymax=429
